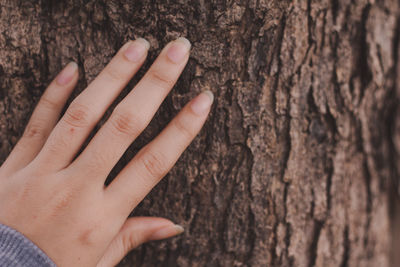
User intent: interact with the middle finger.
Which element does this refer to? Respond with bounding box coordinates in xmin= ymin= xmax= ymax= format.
xmin=69 ymin=37 xmax=191 ymax=181
xmin=33 ymin=38 xmax=150 ymax=171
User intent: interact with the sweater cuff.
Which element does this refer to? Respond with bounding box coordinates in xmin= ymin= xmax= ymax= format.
xmin=0 ymin=223 xmax=56 ymax=267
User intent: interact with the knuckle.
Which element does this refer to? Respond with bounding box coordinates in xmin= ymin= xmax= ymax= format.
xmin=40 ymin=96 xmax=60 ymax=111
xmin=105 ymin=66 xmax=127 ymax=82
xmin=122 ymin=231 xmax=139 ymax=252
xmin=139 ymin=149 xmax=169 ymax=179
xmin=53 ymin=190 xmax=74 ymax=212
xmin=78 ymin=227 xmax=97 ymax=247
xmin=63 ymin=101 xmax=92 ymax=128
xmin=147 ymin=69 xmax=176 ymax=89
xmin=23 ymin=122 xmax=47 ymax=141
xmin=76 ymin=217 xmax=105 ymax=247
xmin=109 ymin=109 xmax=145 ymax=136
xmin=173 ymin=114 xmax=194 ymax=140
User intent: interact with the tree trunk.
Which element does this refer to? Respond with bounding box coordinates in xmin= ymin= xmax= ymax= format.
xmin=0 ymin=0 xmax=399 ymax=266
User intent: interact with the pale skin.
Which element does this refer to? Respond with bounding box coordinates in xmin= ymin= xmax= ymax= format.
xmin=0 ymin=37 xmax=213 ymax=266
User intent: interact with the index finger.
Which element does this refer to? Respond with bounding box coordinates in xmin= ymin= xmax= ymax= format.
xmin=68 ymin=37 xmax=191 ymax=181
xmin=105 ymin=91 xmax=213 ymax=216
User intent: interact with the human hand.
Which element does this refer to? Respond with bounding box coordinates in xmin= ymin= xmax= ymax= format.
xmin=0 ymin=37 xmax=213 ymax=266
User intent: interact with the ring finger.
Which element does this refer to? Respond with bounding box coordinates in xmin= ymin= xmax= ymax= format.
xmin=69 ymin=37 xmax=191 ymax=182
xmin=32 ymin=38 xmax=150 ymax=172
xmin=0 ymin=62 xmax=78 ymax=175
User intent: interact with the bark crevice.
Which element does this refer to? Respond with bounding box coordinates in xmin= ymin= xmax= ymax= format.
xmin=0 ymin=1 xmax=395 ymax=266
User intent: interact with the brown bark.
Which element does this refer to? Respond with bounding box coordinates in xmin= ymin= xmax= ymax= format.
xmin=0 ymin=0 xmax=399 ymax=266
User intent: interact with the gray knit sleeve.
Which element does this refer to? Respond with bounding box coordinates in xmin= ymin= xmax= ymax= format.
xmin=0 ymin=223 xmax=56 ymax=267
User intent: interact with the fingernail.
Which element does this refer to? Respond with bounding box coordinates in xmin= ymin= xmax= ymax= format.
xmin=124 ymin=38 xmax=150 ymax=62
xmin=149 ymin=224 xmax=185 ymax=240
xmin=190 ymin=90 xmax=214 ymax=115
xmin=166 ymin=37 xmax=191 ymax=63
xmin=56 ymin=62 xmax=77 ymax=85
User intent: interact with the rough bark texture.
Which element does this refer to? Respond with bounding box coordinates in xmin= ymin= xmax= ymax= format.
xmin=0 ymin=0 xmax=399 ymax=266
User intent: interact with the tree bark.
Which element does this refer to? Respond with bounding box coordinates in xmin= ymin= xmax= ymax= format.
xmin=0 ymin=0 xmax=399 ymax=266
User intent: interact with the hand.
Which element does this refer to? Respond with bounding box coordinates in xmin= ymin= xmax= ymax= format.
xmin=0 ymin=37 xmax=213 ymax=266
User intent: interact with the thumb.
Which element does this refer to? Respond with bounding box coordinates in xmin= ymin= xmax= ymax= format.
xmin=96 ymin=217 xmax=184 ymax=267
